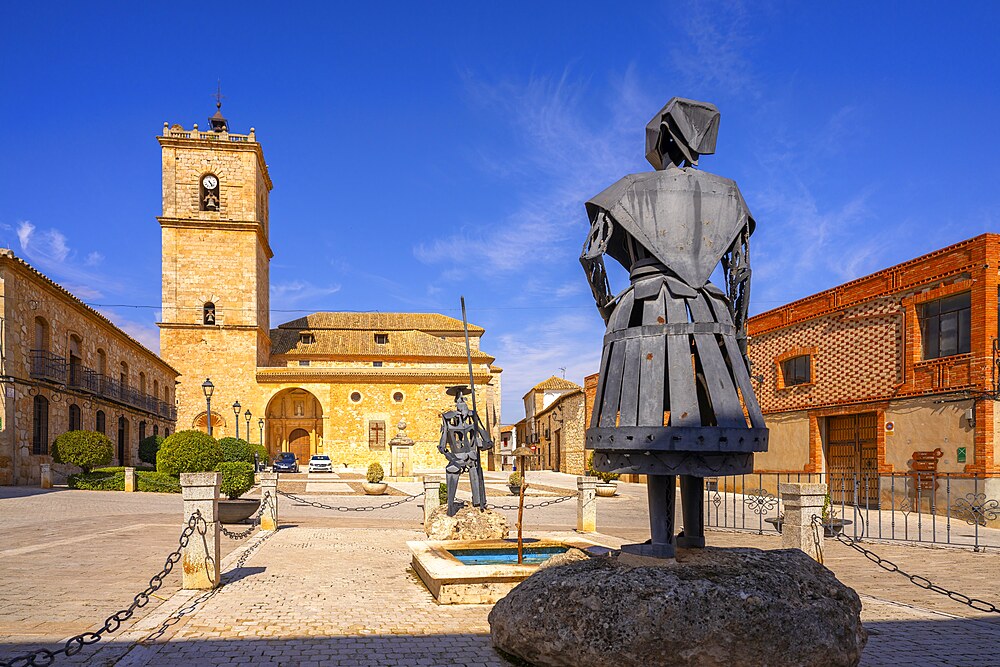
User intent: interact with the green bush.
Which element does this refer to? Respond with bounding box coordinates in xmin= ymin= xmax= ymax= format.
xmin=156 ymin=430 xmax=222 ymax=475
xmin=508 ymin=472 xmax=523 ymax=487
xmin=137 ymin=471 xmax=181 ymax=494
xmin=216 ymin=461 xmax=255 ymax=499
xmin=366 ymin=461 xmax=385 ymax=483
xmin=93 ymin=465 xmax=155 ymax=473
xmin=218 ymin=437 xmax=254 ymax=463
xmin=52 ymin=430 xmax=113 ymax=472
xmin=586 ymin=453 xmax=620 ymax=484
xmin=68 ymin=470 xmax=124 ymax=491
xmin=138 ymin=435 xmax=164 ymax=465
xmin=439 ymin=482 xmax=448 ymax=505
xmin=251 ymin=443 xmax=268 ymax=466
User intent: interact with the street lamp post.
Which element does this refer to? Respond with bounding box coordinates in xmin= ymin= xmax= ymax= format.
xmin=245 ymin=409 xmax=252 ymax=442
xmin=233 ymin=400 xmax=241 ymax=439
xmin=258 ymin=418 xmax=264 ymax=447
xmin=202 ymin=379 xmax=215 ymax=436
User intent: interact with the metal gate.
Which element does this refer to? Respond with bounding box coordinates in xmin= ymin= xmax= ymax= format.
xmin=826 ymin=413 xmax=879 ymax=506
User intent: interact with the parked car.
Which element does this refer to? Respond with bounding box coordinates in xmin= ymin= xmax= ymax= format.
xmin=272 ymin=452 xmax=299 ymax=473
xmin=308 ymin=454 xmax=334 ymax=473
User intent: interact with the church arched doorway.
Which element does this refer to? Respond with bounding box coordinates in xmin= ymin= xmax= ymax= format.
xmin=287 ymin=428 xmax=311 ymax=463
xmin=264 ymin=388 xmax=323 ymax=461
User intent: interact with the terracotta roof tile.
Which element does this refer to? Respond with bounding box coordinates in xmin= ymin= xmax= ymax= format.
xmin=530 ymin=376 xmax=582 ymax=392
xmin=271 ymin=327 xmax=494 ymax=362
xmin=277 ymin=312 xmax=484 ymax=334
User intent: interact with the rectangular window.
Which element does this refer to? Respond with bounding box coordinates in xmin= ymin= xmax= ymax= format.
xmin=368 ymin=420 xmax=386 ymax=450
xmin=919 ymin=291 xmax=971 ymax=359
xmin=32 ymin=397 xmax=48 ymax=455
xmin=299 ymin=333 xmax=315 ymax=345
xmin=373 ymin=361 xmax=383 ymax=367
xmin=299 ymin=360 xmax=311 ymax=367
xmin=781 ymin=355 xmax=811 ymax=386
xmin=374 ymin=333 xmax=389 ymax=344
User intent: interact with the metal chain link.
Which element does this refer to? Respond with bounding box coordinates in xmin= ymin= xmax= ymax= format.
xmin=219 ymin=492 xmax=271 ymax=540
xmin=486 ymin=494 xmax=577 ymax=511
xmin=0 ymin=511 xmax=206 ymax=667
xmin=277 ymin=489 xmax=420 ymax=512
xmin=811 ymin=515 xmax=1000 ymax=614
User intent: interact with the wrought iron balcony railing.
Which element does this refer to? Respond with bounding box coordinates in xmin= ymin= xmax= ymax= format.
xmin=30 ymin=350 xmax=67 ymax=384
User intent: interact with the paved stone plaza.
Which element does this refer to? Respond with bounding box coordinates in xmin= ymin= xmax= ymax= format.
xmin=2 ymin=473 xmax=1000 ymax=666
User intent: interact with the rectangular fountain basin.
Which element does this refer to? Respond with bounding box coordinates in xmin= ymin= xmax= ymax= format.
xmin=408 ymin=536 xmax=612 ymax=604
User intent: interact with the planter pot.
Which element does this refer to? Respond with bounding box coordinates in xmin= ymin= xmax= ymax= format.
xmin=509 ymin=485 xmax=522 ymax=496
xmin=595 ymin=483 xmax=618 ymax=498
xmin=765 ymin=517 xmax=852 ymax=537
xmin=219 ymin=498 xmax=261 ymax=524
xmin=363 ymin=482 xmax=388 ymax=495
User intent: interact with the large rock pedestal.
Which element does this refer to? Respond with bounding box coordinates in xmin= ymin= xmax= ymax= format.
xmin=425 ymin=504 xmax=509 ymax=541
xmin=489 ymin=547 xmax=866 ymax=667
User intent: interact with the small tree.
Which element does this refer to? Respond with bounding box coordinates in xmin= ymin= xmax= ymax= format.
xmin=509 ymin=471 xmax=523 ymax=487
xmin=52 ymin=430 xmax=113 ymax=472
xmin=366 ymin=461 xmax=385 ymax=483
xmin=138 ymin=435 xmax=164 ymax=466
xmin=156 ymin=430 xmax=223 ymax=475
xmin=216 ymin=461 xmax=255 ymax=499
xmin=218 ymin=437 xmax=253 ymax=463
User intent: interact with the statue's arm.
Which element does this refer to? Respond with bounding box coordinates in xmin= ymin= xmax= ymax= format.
xmin=580 ymin=211 xmax=616 ymax=324
xmin=722 ymin=219 xmax=753 ymax=362
xmin=472 ymin=413 xmax=494 ymax=451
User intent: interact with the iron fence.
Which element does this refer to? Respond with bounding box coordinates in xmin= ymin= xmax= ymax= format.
xmin=705 ymin=471 xmax=1000 ymax=551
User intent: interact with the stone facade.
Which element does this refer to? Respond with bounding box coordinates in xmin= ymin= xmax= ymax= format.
xmin=515 ymin=376 xmax=586 ymax=475
xmin=0 ymin=251 xmax=178 ymax=484
xmin=747 ymin=234 xmax=1000 ymax=478
xmin=157 ymin=118 xmax=502 ymax=472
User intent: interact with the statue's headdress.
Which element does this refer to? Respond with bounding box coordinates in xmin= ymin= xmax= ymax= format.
xmin=645 ymin=98 xmax=720 ymax=169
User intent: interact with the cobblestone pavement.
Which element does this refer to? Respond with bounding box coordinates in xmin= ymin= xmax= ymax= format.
xmin=4 ymin=484 xmax=1000 ymax=665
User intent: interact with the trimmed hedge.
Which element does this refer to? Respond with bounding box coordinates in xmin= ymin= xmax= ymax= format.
xmin=156 ymin=430 xmax=222 ymax=475
xmin=366 ymin=461 xmax=385 ymax=483
xmin=137 ymin=471 xmax=181 ymax=494
xmin=216 ymin=461 xmax=255 ymax=499
xmin=52 ymin=430 xmax=113 ymax=472
xmin=218 ymin=437 xmax=254 ymax=463
xmin=439 ymin=482 xmax=448 ymax=505
xmin=139 ymin=435 xmax=165 ymax=465
xmin=67 ymin=469 xmax=181 ymax=493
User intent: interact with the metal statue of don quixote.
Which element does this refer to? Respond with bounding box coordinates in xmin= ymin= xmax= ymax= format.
xmin=582 ymin=97 xmax=768 ymax=560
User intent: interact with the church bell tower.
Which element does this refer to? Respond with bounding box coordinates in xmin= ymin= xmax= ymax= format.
xmin=157 ymin=101 xmax=273 ymax=434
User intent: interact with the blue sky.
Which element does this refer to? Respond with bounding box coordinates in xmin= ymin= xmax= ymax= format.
xmin=1 ymin=2 xmax=998 ymax=421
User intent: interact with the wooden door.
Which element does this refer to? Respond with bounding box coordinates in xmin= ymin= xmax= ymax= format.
xmin=287 ymin=428 xmax=310 ymax=465
xmin=552 ymin=432 xmax=562 ymax=472
xmin=826 ymin=413 xmax=879 ymax=506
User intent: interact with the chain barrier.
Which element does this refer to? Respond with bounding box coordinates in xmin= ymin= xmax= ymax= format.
xmin=486 ymin=494 xmax=577 ymax=511
xmin=811 ymin=515 xmax=1000 ymax=614
xmin=0 ymin=511 xmax=206 ymax=667
xmin=219 ymin=492 xmax=271 ymax=540
xmin=277 ymin=489 xmax=420 ymax=512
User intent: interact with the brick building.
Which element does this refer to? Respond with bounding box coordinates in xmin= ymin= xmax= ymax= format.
xmin=0 ymin=251 xmax=178 ymax=485
xmin=514 ymin=376 xmax=586 ymax=475
xmin=747 ymin=234 xmax=1000 ymax=501
xmin=157 ymin=111 xmax=501 ymax=473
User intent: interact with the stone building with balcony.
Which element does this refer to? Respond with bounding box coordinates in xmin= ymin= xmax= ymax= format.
xmin=746 ymin=234 xmax=1000 ymax=503
xmin=156 ymin=108 xmax=502 ymax=474
xmin=514 ymin=376 xmax=586 ymax=475
xmin=0 ymin=250 xmax=178 ymax=485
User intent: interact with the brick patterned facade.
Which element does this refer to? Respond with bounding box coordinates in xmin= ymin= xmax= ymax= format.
xmin=748 ymin=234 xmax=1000 ymax=476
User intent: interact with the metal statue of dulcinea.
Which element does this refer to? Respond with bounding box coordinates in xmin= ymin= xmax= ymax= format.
xmin=582 ymin=97 xmax=769 ymax=560
xmin=439 ymin=385 xmax=492 ymax=516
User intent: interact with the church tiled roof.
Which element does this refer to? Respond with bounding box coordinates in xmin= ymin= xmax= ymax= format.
xmin=270 ymin=324 xmax=494 ymax=362
xmin=530 ymin=376 xmax=582 ymax=392
xmin=276 ymin=312 xmax=484 ymax=334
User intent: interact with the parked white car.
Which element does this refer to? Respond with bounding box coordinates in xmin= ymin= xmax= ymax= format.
xmin=308 ymin=454 xmax=334 ymax=473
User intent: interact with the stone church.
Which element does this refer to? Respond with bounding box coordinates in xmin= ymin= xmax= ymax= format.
xmin=157 ymin=107 xmax=501 ymax=473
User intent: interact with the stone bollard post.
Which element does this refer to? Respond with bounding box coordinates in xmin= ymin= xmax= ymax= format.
xmin=259 ymin=472 xmax=278 ymax=531
xmin=40 ymin=464 xmax=52 ymax=489
xmin=124 ymin=467 xmax=137 ymax=492
xmin=180 ymin=472 xmax=222 ymax=590
xmin=576 ymin=476 xmax=598 ymax=533
xmin=778 ymin=482 xmax=827 ymax=562
xmin=423 ymin=476 xmax=441 ymax=525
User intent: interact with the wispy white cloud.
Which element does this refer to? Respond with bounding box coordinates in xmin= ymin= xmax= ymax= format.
xmin=97 ymin=309 xmax=161 ymax=353
xmin=85 ymin=251 xmax=104 ymax=266
xmin=13 ymin=220 xmax=125 ymax=300
xmin=270 ymin=280 xmax=342 ymax=307
xmin=670 ymin=0 xmax=760 ymax=97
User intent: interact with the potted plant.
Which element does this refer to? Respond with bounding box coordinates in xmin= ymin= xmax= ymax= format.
xmin=216 ymin=461 xmax=259 ymax=523
xmin=363 ymin=462 xmax=388 ymax=495
xmin=508 ymin=471 xmax=523 ymax=496
xmin=587 ymin=454 xmax=620 ymax=497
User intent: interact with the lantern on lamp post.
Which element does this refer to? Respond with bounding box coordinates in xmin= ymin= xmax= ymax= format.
xmin=201 ymin=379 xmax=215 ymax=436
xmin=233 ymin=400 xmax=241 ymax=439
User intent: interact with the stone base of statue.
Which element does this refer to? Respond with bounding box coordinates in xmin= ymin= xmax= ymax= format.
xmin=489 ymin=547 xmax=866 ymax=667
xmin=425 ymin=504 xmax=509 ymax=541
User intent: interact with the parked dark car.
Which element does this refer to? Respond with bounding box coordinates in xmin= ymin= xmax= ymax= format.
xmin=272 ymin=452 xmax=299 ymax=473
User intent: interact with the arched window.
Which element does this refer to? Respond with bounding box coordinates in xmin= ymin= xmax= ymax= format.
xmin=164 ymin=428 xmax=170 ymax=437
xmin=199 ymin=173 xmax=220 ymax=211
xmin=120 ymin=362 xmax=129 ymax=388
xmin=117 ymin=416 xmax=129 ymax=464
xmin=69 ymin=403 xmax=81 ymax=431
xmin=203 ymin=302 xmax=216 ymax=325
xmin=32 ymin=395 xmax=49 ymax=455
xmin=153 ymin=424 xmax=159 ymax=437
xmin=33 ymin=317 xmax=49 ymax=352
xmin=96 ymin=410 xmax=106 ymax=435
xmin=139 ymin=420 xmax=146 ymax=442
xmin=139 ymin=372 xmax=147 ymax=395
xmin=153 ymin=379 xmax=159 ymax=401
xmin=68 ymin=335 xmax=83 ymax=387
